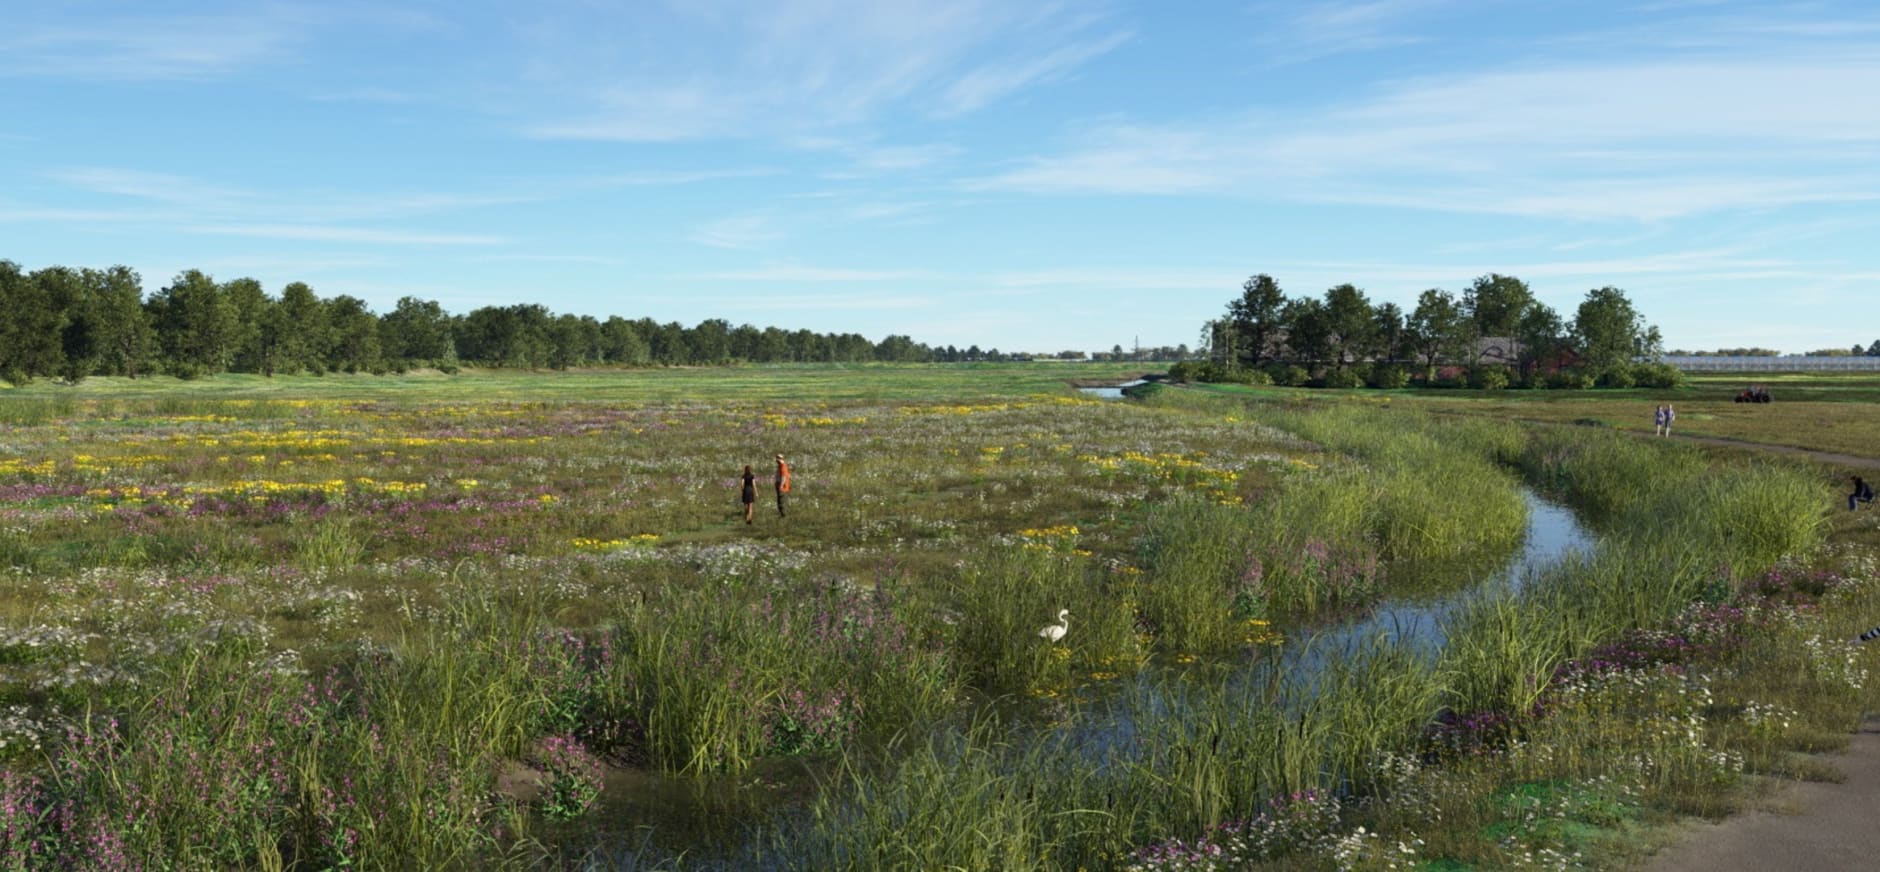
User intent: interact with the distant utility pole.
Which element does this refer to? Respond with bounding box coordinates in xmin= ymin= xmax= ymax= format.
xmin=1133 ymin=335 xmax=1140 ymax=361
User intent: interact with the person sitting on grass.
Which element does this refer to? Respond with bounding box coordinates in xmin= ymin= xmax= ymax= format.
xmin=1852 ymin=475 xmax=1875 ymax=511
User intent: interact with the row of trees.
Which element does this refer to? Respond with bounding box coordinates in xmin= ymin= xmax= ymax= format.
xmin=1668 ymin=343 xmax=1880 ymax=357
xmin=1200 ymin=273 xmax=1662 ymax=382
xmin=0 ymin=261 xmax=1009 ymax=385
xmin=1797 ymin=341 xmax=1880 ymax=357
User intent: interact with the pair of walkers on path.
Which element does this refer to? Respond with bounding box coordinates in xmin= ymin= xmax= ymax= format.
xmin=741 ymin=454 xmax=791 ymax=524
xmin=1653 ymin=404 xmax=1676 ymax=437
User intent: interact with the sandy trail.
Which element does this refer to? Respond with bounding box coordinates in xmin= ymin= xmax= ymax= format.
xmin=1637 ymin=719 xmax=1880 ymax=871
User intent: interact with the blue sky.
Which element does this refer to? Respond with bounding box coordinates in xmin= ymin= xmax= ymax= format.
xmin=4 ymin=1 xmax=1877 ymax=353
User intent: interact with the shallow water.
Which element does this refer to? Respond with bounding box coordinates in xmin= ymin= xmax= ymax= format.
xmin=1077 ymin=378 xmax=1148 ymax=399
xmin=575 ymin=487 xmax=1593 ymax=866
xmin=1282 ymin=489 xmax=1589 ymax=663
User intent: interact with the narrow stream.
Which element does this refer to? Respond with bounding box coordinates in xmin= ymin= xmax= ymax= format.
xmin=1077 ymin=378 xmax=1149 ymax=399
xmin=578 ymin=487 xmax=1593 ymax=867
xmin=1282 ymin=489 xmax=1588 ymax=665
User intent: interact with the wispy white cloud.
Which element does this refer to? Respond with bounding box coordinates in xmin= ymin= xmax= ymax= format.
xmin=595 ymin=168 xmax=780 ymax=186
xmin=683 ymin=292 xmax=935 ymax=311
xmin=935 ymin=30 xmax=1131 ymax=117
xmin=48 ymin=167 xmax=255 ymax=208
xmin=974 ymin=36 xmax=1880 ymax=221
xmin=788 ymin=137 xmax=963 ymax=177
xmin=686 ymin=265 xmax=933 ymax=282
xmin=467 ymin=253 xmax=623 ymax=265
xmin=528 ymin=84 xmax=753 ymax=143
xmin=0 ymin=204 xmax=168 ymax=224
xmin=690 ymin=213 xmax=786 ymax=250
xmin=0 ymin=5 xmax=315 ymax=81
xmin=309 ymin=86 xmax=418 ymax=104
xmin=991 ymin=267 xmax=1239 ymax=291
xmin=185 ymin=223 xmax=505 ymax=246
xmin=522 ymin=0 xmax=1129 ymax=142
xmin=1245 ymin=0 xmax=1439 ymax=65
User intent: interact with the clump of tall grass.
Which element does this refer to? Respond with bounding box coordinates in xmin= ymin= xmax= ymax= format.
xmin=1254 ymin=403 xmax=1530 ymax=562
xmin=771 ymin=726 xmax=1104 ymax=872
xmin=1518 ymin=425 xmax=1708 ymax=520
xmin=941 ymin=546 xmax=1144 ymax=694
xmin=613 ymin=577 xmax=958 ymax=774
xmin=294 ymin=515 xmax=366 ymax=577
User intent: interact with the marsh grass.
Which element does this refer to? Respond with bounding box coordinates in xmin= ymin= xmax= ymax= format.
xmin=0 ymin=372 xmax=1872 ymax=869
xmin=942 ymin=546 xmax=1144 ymax=694
xmin=615 ymin=576 xmax=958 ymax=774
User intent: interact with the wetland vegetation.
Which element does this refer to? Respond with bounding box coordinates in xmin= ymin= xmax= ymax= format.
xmin=0 ymin=365 xmax=1875 ymax=869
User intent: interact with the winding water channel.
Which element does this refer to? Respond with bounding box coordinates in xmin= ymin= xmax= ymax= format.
xmin=582 ymin=486 xmax=1594 ymax=866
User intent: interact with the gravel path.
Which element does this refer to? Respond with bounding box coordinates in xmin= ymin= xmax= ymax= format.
xmin=1637 ymin=718 xmax=1880 ymax=871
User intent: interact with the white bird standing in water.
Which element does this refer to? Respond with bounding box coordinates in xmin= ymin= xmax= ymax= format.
xmin=1038 ymin=609 xmax=1070 ymax=643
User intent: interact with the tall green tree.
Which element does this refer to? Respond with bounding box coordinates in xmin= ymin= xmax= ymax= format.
xmin=1406 ymin=288 xmax=1467 ymax=369
xmin=88 ymin=266 xmax=156 ymax=378
xmin=1372 ymin=302 xmax=1406 ymax=362
xmin=1280 ymin=297 xmax=1331 ymax=366
xmin=32 ymin=266 xmax=92 ymax=383
xmin=689 ymin=318 xmax=732 ymax=364
xmin=219 ymin=277 xmax=272 ymax=374
xmin=599 ymin=316 xmax=649 ymax=365
xmin=1320 ymin=283 xmax=1377 ymax=369
xmin=1227 ymin=274 xmax=1287 ymax=367
xmin=1514 ymin=303 xmax=1566 ymax=379
xmin=1570 ymin=286 xmax=1659 ymax=375
xmin=276 ymin=282 xmax=328 ymax=374
xmin=323 ymin=295 xmax=382 ymax=372
xmin=1463 ymin=273 xmax=1535 ymax=341
xmin=379 ymin=297 xmax=452 ymax=367
xmin=148 ymin=270 xmax=239 ymax=376
xmin=0 ymin=262 xmax=65 ymax=383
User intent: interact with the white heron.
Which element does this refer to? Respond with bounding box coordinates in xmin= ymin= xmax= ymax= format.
xmin=1037 ymin=609 xmax=1070 ymax=643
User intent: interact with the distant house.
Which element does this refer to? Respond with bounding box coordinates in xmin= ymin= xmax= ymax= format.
xmin=1473 ymin=337 xmax=1579 ymax=373
xmin=1474 ymin=337 xmax=1519 ymax=367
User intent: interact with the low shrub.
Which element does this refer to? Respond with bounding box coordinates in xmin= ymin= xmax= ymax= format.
xmin=1266 ymin=364 xmax=1309 ymax=387
xmin=1469 ymin=365 xmax=1512 ymax=390
xmin=1548 ymin=369 xmax=1596 ymax=390
xmin=1318 ymin=368 xmax=1364 ymax=390
xmin=1631 ymin=362 xmax=1685 ymax=389
xmin=1369 ymin=365 xmax=1410 ymax=389
xmin=1597 ymin=366 xmax=1636 ymax=389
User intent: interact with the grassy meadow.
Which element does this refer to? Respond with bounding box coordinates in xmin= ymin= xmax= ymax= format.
xmin=0 ymin=364 xmax=1875 ymax=870
xmin=1178 ymin=370 xmax=1880 ymax=460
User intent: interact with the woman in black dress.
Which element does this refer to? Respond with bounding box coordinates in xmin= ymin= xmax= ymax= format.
xmin=741 ymin=464 xmax=757 ymax=524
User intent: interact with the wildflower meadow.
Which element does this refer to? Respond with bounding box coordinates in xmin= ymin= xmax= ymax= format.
xmin=0 ymin=365 xmax=1874 ymax=869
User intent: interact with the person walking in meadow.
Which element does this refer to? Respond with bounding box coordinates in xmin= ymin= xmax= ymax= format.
xmin=1653 ymin=405 xmax=1667 ymax=437
xmin=1663 ymin=404 xmax=1675 ymax=437
xmin=740 ymin=464 xmax=757 ymax=524
xmin=774 ymin=454 xmax=791 ymax=518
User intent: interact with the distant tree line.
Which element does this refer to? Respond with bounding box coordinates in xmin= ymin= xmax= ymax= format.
xmin=1665 ymin=347 xmax=1785 ymax=357
xmin=1797 ymin=341 xmax=1880 ymax=357
xmin=0 ymin=261 xmax=1022 ymax=385
xmin=1181 ymin=272 xmax=1670 ymax=389
xmin=1667 ymin=343 xmax=1880 ymax=357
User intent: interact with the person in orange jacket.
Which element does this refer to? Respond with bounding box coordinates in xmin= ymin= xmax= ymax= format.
xmin=774 ymin=454 xmax=791 ymax=518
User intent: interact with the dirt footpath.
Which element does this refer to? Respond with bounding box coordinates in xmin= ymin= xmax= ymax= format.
xmin=1637 ymin=718 xmax=1880 ymax=870
xmin=1664 ymin=432 xmax=1880 ymax=472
